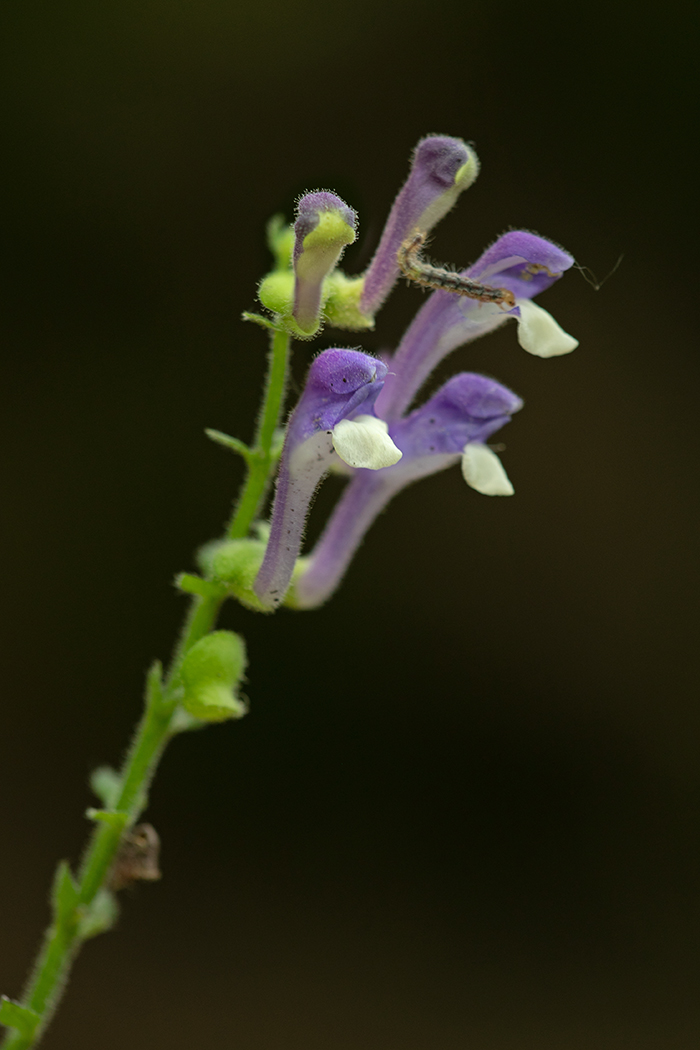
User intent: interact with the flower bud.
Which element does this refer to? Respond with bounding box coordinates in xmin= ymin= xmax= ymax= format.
xmin=322 ymin=272 xmax=374 ymax=331
xmin=208 ymin=538 xmax=269 ymax=612
xmin=292 ymin=191 xmax=357 ymax=334
xmin=257 ymin=270 xmax=294 ymax=316
xmin=180 ymin=631 xmax=247 ymax=722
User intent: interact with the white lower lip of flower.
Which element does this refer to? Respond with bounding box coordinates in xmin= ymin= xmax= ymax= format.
xmin=332 ymin=415 xmax=403 ymax=470
xmin=516 ymin=298 xmax=579 ymax=357
xmin=461 ymin=442 xmax=514 ymax=496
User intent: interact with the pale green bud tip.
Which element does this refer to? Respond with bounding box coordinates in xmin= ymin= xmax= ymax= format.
xmin=454 ymin=149 xmax=480 ymax=191
xmin=294 ymin=192 xmax=357 ymax=259
xmin=180 ymin=630 xmax=248 ymax=722
xmin=301 ymin=210 xmax=355 ymax=253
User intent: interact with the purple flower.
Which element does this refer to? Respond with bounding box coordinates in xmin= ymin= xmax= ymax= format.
xmin=292 ymin=373 xmax=522 ymax=608
xmin=376 ymin=229 xmax=578 ymax=421
xmin=253 ymin=138 xmax=579 ymax=612
xmin=253 ymin=349 xmax=401 ymax=608
xmin=293 ymin=192 xmax=357 ymax=334
xmin=359 ymin=135 xmax=479 ymax=319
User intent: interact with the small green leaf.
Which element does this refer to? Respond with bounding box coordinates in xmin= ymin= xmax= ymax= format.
xmin=90 ymin=765 xmax=122 ymax=808
xmin=0 ymin=997 xmax=41 ymax=1037
xmin=242 ymin=310 xmax=278 ymax=331
xmin=204 ymin=429 xmax=252 ymax=460
xmin=77 ymin=889 xmax=119 ymax=941
xmin=175 ymin=573 xmax=226 ymax=599
xmin=51 ymin=861 xmax=79 ymax=924
xmin=180 ymin=631 xmax=248 ymax=722
xmin=85 ymin=808 xmax=129 ymax=831
xmin=265 ymin=215 xmax=294 ymax=270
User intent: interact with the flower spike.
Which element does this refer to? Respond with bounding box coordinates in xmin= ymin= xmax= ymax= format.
xmin=254 ymin=349 xmax=400 ymax=608
xmin=359 ymin=135 xmax=479 ymax=319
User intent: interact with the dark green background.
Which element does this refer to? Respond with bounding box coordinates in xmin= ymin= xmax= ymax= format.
xmin=1 ymin=2 xmax=699 ymax=1047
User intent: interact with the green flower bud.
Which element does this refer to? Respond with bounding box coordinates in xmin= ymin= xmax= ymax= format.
xmin=322 ymin=272 xmax=374 ymax=331
xmin=206 ymin=537 xmax=271 ymax=612
xmin=266 ymin=214 xmax=295 ymax=271
xmin=292 ymin=192 xmax=357 ymax=335
xmin=180 ymin=631 xmax=247 ymax=722
xmin=258 ymin=270 xmax=294 ymax=316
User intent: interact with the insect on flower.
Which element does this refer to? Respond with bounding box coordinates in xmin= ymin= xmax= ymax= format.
xmin=397 ymin=230 xmax=516 ymax=307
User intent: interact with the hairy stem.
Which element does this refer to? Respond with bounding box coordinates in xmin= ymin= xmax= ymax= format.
xmin=1 ymin=326 xmax=292 ymax=1049
xmin=228 ymin=326 xmax=290 ymax=538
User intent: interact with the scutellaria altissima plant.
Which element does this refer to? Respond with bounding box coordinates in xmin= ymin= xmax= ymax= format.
xmin=0 ymin=134 xmax=577 ymax=1048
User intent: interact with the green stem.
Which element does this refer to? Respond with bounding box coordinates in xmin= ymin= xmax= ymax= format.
xmin=1 ymin=603 xmax=220 ymax=1050
xmin=228 ymin=326 xmax=290 ymax=539
xmin=1 ymin=328 xmax=293 ymax=1050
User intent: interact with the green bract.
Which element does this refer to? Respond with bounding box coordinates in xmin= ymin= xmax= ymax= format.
xmin=180 ymin=631 xmax=247 ymax=723
xmin=322 ymin=272 xmax=373 ymax=330
xmin=203 ymin=537 xmax=270 ymax=612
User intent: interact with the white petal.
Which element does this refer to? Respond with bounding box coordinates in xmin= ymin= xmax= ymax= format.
xmin=516 ymin=298 xmax=578 ymax=358
xmin=461 ymin=443 xmax=514 ymax=496
xmin=332 ymin=415 xmax=403 ymax=470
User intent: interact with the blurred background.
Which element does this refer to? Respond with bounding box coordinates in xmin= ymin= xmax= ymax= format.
xmin=1 ymin=1 xmax=699 ymax=1047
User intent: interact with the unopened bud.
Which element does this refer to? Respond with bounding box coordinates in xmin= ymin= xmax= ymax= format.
xmin=180 ymin=631 xmax=247 ymax=722
xmin=292 ymin=192 xmax=357 ymax=335
xmin=208 ymin=538 xmax=270 ymax=612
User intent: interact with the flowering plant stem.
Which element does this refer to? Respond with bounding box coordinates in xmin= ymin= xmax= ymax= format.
xmin=1 ymin=326 xmax=291 ymax=1050
xmin=228 ymin=326 xmax=291 ymax=539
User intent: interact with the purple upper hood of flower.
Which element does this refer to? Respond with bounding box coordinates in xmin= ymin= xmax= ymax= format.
xmin=293 ymin=192 xmax=357 ymax=266
xmin=254 ymin=349 xmax=387 ymax=608
xmin=360 ymin=135 xmax=478 ymax=318
xmin=469 ymin=230 xmax=574 ymax=299
xmin=287 ymin=348 xmax=386 ymax=443
xmin=390 ymin=373 xmax=523 ymax=460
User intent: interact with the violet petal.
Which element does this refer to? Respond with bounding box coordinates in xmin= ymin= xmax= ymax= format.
xmin=359 ymin=135 xmax=479 ymax=319
xmin=254 ymin=349 xmax=387 ymax=607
